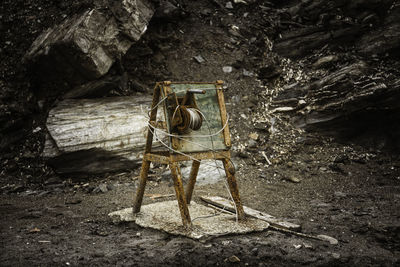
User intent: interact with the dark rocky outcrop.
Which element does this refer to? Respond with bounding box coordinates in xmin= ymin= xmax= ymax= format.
xmin=267 ymin=0 xmax=400 ymax=150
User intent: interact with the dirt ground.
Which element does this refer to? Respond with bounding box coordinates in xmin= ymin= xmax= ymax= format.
xmin=1 ymin=0 xmax=400 ymax=266
xmin=1 ymin=141 xmax=399 ymax=266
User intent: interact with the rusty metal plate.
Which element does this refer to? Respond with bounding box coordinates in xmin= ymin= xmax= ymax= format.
xmin=162 ymin=83 xmax=227 ymax=153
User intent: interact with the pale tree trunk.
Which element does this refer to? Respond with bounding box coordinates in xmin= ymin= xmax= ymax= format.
xmin=43 ymin=95 xmax=162 ymax=174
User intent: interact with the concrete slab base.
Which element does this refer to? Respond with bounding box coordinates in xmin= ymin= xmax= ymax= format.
xmin=109 ymin=200 xmax=269 ymax=240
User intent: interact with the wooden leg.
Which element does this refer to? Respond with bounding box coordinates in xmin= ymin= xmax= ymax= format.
xmin=133 ymin=160 xmax=151 ymax=213
xmin=169 ymin=162 xmax=191 ymax=227
xmin=133 ymin=85 xmax=160 ymax=213
xmin=185 ymin=160 xmax=201 ymax=204
xmin=222 ymin=159 xmax=245 ymax=220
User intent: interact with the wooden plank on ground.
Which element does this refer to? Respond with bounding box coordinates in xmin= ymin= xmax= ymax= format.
xmin=200 ymin=196 xmax=301 ymax=231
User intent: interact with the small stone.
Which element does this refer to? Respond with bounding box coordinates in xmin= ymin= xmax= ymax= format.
xmin=317 ymin=234 xmax=338 ymax=245
xmin=231 ymin=95 xmax=241 ymax=103
xmin=106 ymin=183 xmax=115 ymax=191
xmin=334 ymin=191 xmax=346 ymax=198
xmin=32 ymin=127 xmax=41 ymax=133
xmin=93 ymin=184 xmax=108 ymax=193
xmin=243 ymin=69 xmax=254 ymax=77
xmin=298 ymin=99 xmax=306 ymax=106
xmin=223 ymin=66 xmax=233 ymax=73
xmin=227 ymin=255 xmax=240 ymax=263
xmin=228 ymin=28 xmax=242 ymax=38
xmin=193 ymin=55 xmax=205 ymax=63
xmin=285 ymin=176 xmax=300 ymax=183
xmin=331 ymin=253 xmax=340 ymax=259
xmin=303 ymin=243 xmax=313 ymax=249
xmin=319 ymin=167 xmax=328 ymax=172
xmin=225 ymin=2 xmax=234 ymax=9
xmin=248 ymin=132 xmax=259 ymax=140
xmin=248 ymin=139 xmax=257 ymax=148
xmin=222 ymin=240 xmax=231 ymax=246
xmin=65 ymin=198 xmax=82 ymax=205
xmin=99 ymin=183 xmax=108 ymax=193
xmin=29 ymin=227 xmax=41 ymax=233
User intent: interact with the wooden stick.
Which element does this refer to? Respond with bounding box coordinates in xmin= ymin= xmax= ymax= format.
xmin=216 ymin=80 xmax=231 ymax=147
xmin=200 ymin=195 xmax=300 ymax=230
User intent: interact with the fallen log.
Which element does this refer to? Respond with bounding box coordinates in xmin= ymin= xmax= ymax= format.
xmin=43 ymin=95 xmax=159 ymax=174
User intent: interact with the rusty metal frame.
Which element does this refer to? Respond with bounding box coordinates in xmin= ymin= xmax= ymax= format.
xmin=132 ymin=81 xmax=245 ymax=228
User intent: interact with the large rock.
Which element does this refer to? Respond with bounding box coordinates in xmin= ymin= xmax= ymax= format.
xmin=25 ymin=0 xmax=154 ymax=98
